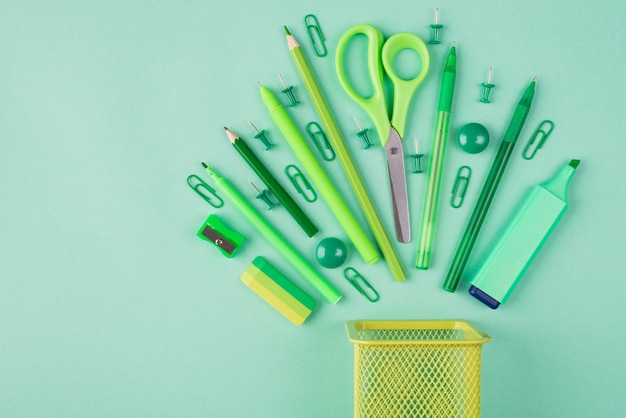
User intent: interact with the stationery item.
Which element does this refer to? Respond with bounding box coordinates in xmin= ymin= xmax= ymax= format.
xmin=241 ymin=256 xmax=316 ymax=325
xmin=469 ymin=160 xmax=580 ymax=309
xmin=285 ymin=26 xmax=406 ymax=282
xmin=450 ymin=166 xmax=472 ymax=209
xmin=315 ymin=237 xmax=348 ymax=269
xmin=278 ymin=73 xmax=299 ymax=106
xmin=336 ymin=24 xmax=430 ymax=243
xmin=443 ymin=78 xmax=537 ymax=292
xmin=197 ymin=214 xmax=245 ymax=258
xmin=306 ymin=121 xmax=335 ymax=161
xmin=523 ymin=119 xmax=554 ymax=160
xmin=285 ymin=164 xmax=317 ymax=203
xmin=353 ymin=116 xmax=373 ymax=149
xmin=249 ymin=181 xmax=276 ymax=210
xmin=260 ymin=84 xmax=380 ymax=265
xmin=248 ymin=120 xmax=274 ymax=150
xmin=225 ymin=127 xmax=318 ymax=237
xmin=416 ymin=43 xmax=457 ymax=269
xmin=429 ymin=8 xmax=444 ymax=44
xmin=187 ymin=174 xmax=224 ymax=208
xmin=480 ymin=67 xmax=496 ymax=103
xmin=458 ymin=122 xmax=490 ymax=154
xmin=304 ymin=14 xmax=327 ymax=57
xmin=409 ymin=138 xmax=424 ymax=173
xmin=344 ymin=267 xmax=379 ymax=302
xmin=203 ymin=164 xmax=341 ymax=304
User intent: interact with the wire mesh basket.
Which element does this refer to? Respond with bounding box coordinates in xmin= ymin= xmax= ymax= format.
xmin=346 ymin=320 xmax=491 ymax=417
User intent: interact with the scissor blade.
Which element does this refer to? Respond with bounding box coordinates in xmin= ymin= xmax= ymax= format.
xmin=385 ymin=128 xmax=410 ymax=243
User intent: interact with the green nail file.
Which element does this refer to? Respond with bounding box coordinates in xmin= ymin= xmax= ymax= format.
xmin=241 ymin=256 xmax=317 ymax=325
xmin=469 ymin=159 xmax=580 ymax=309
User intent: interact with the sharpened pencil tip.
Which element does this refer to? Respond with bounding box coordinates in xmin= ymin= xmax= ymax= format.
xmin=224 ymin=127 xmax=238 ymax=143
xmin=284 ymin=26 xmax=291 ymax=35
xmin=452 ymin=41 xmax=456 ymax=47
xmin=532 ymin=76 xmax=537 ymax=82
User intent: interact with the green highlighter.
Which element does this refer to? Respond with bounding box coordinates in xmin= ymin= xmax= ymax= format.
xmin=469 ymin=159 xmax=580 ymax=309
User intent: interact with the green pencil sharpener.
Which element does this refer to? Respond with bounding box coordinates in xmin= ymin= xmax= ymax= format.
xmin=197 ymin=214 xmax=245 ymax=258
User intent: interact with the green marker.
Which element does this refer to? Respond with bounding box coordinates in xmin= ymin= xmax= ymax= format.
xmin=443 ymin=77 xmax=537 ymax=292
xmin=284 ymin=26 xmax=406 ymax=282
xmin=259 ymin=84 xmax=380 ymax=265
xmin=416 ymin=42 xmax=457 ymax=270
xmin=202 ymin=164 xmax=341 ymax=304
xmin=469 ymin=160 xmax=580 ymax=309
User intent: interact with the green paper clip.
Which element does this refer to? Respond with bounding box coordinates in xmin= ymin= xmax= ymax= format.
xmin=285 ymin=164 xmax=317 ymax=203
xmin=344 ymin=267 xmax=379 ymax=302
xmin=451 ymin=165 xmax=472 ymax=208
xmin=523 ymin=120 xmax=554 ymax=160
xmin=304 ymin=14 xmax=327 ymax=57
xmin=306 ymin=121 xmax=335 ymax=161
xmin=187 ymin=174 xmax=224 ymax=208
xmin=196 ymin=214 xmax=245 ymax=258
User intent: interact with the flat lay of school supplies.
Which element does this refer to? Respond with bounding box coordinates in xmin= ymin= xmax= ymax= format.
xmin=186 ymin=10 xmax=583 ymax=416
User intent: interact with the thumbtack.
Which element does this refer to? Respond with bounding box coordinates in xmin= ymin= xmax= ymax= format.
xmin=250 ymin=181 xmax=276 ymax=210
xmin=248 ymin=120 xmax=274 ymax=150
xmin=354 ymin=116 xmax=373 ymax=149
xmin=409 ymin=137 xmax=425 ymax=173
xmin=480 ymin=67 xmax=496 ymax=103
xmin=429 ymin=8 xmax=444 ymax=44
xmin=278 ymin=73 xmax=299 ymax=107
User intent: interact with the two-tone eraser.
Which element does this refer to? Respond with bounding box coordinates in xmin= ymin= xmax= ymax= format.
xmin=241 ymin=256 xmax=316 ymax=326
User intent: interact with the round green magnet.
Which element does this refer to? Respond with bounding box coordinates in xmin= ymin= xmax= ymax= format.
xmin=458 ymin=123 xmax=489 ymax=154
xmin=315 ymin=237 xmax=348 ymax=269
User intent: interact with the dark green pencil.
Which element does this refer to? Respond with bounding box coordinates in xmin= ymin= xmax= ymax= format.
xmin=224 ymin=127 xmax=319 ymax=237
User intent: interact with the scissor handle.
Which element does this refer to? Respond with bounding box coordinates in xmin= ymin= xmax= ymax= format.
xmin=335 ymin=24 xmax=390 ymax=145
xmin=381 ymin=32 xmax=430 ymax=138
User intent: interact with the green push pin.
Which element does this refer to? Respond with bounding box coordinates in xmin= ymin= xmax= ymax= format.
xmin=480 ymin=67 xmax=496 ymax=103
xmin=248 ymin=120 xmax=274 ymax=150
xmin=250 ymin=181 xmax=276 ymax=210
xmin=353 ymin=115 xmax=373 ymax=149
xmin=429 ymin=8 xmax=444 ymax=44
xmin=315 ymin=237 xmax=348 ymax=268
xmin=458 ymin=123 xmax=490 ymax=154
xmin=278 ymin=72 xmax=299 ymax=107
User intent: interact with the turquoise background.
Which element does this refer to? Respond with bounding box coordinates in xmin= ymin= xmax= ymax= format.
xmin=2 ymin=0 xmax=625 ymax=416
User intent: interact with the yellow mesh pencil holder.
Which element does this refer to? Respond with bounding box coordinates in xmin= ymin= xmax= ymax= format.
xmin=346 ymin=320 xmax=491 ymax=418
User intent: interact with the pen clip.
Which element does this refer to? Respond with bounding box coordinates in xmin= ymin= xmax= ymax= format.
xmin=285 ymin=164 xmax=317 ymax=203
xmin=450 ymin=166 xmax=472 ymax=209
xmin=344 ymin=267 xmax=379 ymax=302
xmin=187 ymin=174 xmax=224 ymax=208
xmin=306 ymin=121 xmax=335 ymax=161
xmin=523 ymin=120 xmax=554 ymax=160
xmin=304 ymin=14 xmax=328 ymax=57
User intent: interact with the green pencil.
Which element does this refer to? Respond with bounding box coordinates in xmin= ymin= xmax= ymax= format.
xmin=284 ymin=26 xmax=406 ymax=282
xmin=202 ymin=163 xmax=341 ymax=304
xmin=224 ymin=127 xmax=319 ymax=238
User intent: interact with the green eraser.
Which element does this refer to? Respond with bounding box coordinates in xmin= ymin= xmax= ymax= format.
xmin=241 ymin=256 xmax=316 ymax=325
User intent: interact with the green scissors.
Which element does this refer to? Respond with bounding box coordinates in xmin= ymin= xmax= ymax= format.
xmin=336 ymin=24 xmax=430 ymax=243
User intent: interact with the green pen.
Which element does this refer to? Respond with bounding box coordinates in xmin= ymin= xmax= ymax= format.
xmin=443 ymin=77 xmax=537 ymax=292
xmin=259 ymin=85 xmax=380 ymax=265
xmin=284 ymin=27 xmax=406 ymax=282
xmin=202 ymin=163 xmax=341 ymax=304
xmin=416 ymin=42 xmax=457 ymax=270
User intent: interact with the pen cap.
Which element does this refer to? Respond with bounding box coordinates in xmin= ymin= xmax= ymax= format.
xmin=469 ymin=160 xmax=579 ymax=307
